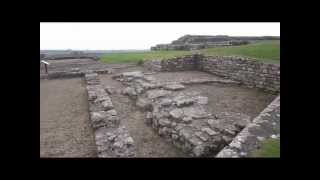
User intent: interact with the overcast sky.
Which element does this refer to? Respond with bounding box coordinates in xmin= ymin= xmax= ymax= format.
xmin=40 ymin=23 xmax=280 ymax=50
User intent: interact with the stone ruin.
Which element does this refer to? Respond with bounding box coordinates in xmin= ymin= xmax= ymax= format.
xmin=41 ymin=54 xmax=280 ymax=158
xmin=85 ymin=72 xmax=136 ymax=157
xmin=111 ymin=71 xmax=254 ymax=156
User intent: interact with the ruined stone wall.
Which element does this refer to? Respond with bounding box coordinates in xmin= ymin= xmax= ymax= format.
xmin=143 ymin=59 xmax=162 ymax=71
xmin=144 ymin=55 xmax=202 ymax=72
xmin=161 ymin=55 xmax=198 ymax=71
xmin=216 ymin=96 xmax=280 ymax=158
xmin=199 ymin=56 xmax=280 ymax=93
xmin=84 ymin=73 xmax=136 ymax=157
xmin=112 ymin=71 xmax=246 ymax=157
xmin=144 ymin=54 xmax=280 ymax=93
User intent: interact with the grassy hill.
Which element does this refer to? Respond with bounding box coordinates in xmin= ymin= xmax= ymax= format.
xmin=100 ymin=40 xmax=280 ymax=64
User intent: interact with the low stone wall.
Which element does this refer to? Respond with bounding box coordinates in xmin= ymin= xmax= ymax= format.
xmin=199 ymin=56 xmax=280 ymax=93
xmin=84 ymin=73 xmax=136 ymax=157
xmin=143 ymin=59 xmax=162 ymax=71
xmin=40 ymin=69 xmax=113 ymax=80
xmin=113 ymin=71 xmax=252 ymax=157
xmin=216 ymin=96 xmax=280 ymax=158
xmin=143 ymin=54 xmax=280 ymax=93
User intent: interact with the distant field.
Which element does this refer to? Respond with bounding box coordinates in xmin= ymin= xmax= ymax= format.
xmin=100 ymin=40 xmax=280 ymax=64
xmin=100 ymin=50 xmax=192 ymax=63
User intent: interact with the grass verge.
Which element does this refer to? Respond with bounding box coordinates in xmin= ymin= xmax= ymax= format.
xmin=249 ymin=138 xmax=280 ymax=157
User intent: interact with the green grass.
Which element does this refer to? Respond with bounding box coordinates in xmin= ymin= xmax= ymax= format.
xmin=250 ymin=138 xmax=280 ymax=157
xmin=99 ymin=40 xmax=280 ymax=64
xmin=100 ymin=50 xmax=192 ymax=63
xmin=199 ymin=40 xmax=280 ymax=64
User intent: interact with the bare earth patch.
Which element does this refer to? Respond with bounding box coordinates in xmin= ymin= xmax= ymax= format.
xmin=149 ymin=71 xmax=276 ymax=118
xmin=40 ymin=78 xmax=97 ymax=157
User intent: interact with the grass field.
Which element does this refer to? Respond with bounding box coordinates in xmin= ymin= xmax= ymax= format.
xmin=250 ymin=138 xmax=280 ymax=157
xmin=100 ymin=50 xmax=192 ymax=63
xmin=100 ymin=40 xmax=280 ymax=64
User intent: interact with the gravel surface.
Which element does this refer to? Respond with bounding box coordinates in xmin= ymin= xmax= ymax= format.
xmin=40 ymin=78 xmax=97 ymax=157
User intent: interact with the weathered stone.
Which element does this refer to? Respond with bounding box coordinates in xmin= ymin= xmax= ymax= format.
xmin=172 ymin=134 xmax=179 ymax=140
xmin=223 ymin=128 xmax=237 ymax=136
xmin=182 ymin=116 xmax=193 ymax=124
xmin=71 ymin=68 xmax=80 ymax=72
xmin=106 ymin=109 xmax=117 ymax=116
xmin=188 ymin=136 xmax=203 ymax=146
xmin=90 ymin=111 xmax=119 ymax=129
xmin=158 ymin=98 xmax=173 ymax=107
xmin=195 ymin=131 xmax=209 ymax=141
xmin=201 ymin=127 xmax=218 ymax=136
xmin=171 ymin=122 xmax=177 ymax=127
xmin=174 ymin=96 xmax=194 ymax=107
xmin=101 ymin=99 xmax=114 ymax=110
xmin=146 ymin=89 xmax=171 ymax=99
xmin=192 ymin=145 xmax=205 ymax=157
xmin=169 ymin=108 xmax=184 ymax=120
xmin=196 ymin=96 xmax=209 ymax=105
xmin=222 ymin=135 xmax=233 ymax=144
xmin=163 ymin=83 xmax=185 ymax=91
xmin=180 ymin=127 xmax=193 ymax=140
xmin=159 ymin=127 xmax=170 ymax=137
xmin=122 ymin=71 xmax=144 ymax=78
xmin=136 ymin=97 xmax=152 ymax=111
xmin=124 ymin=137 xmax=134 ymax=145
xmin=182 ymin=106 xmax=208 ymax=119
xmin=207 ymin=119 xmax=216 ymax=126
xmin=158 ymin=118 xmax=171 ymax=127
xmin=144 ymin=76 xmax=156 ymax=82
xmin=104 ymin=86 xmax=116 ymax=94
xmin=123 ymin=87 xmax=137 ymax=96
xmin=136 ymin=79 xmax=157 ymax=89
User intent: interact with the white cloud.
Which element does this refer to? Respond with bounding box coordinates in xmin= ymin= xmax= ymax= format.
xmin=40 ymin=22 xmax=280 ymax=50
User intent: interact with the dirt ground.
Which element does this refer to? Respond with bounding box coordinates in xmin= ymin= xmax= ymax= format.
xmin=185 ymin=83 xmax=276 ymax=118
xmin=99 ymin=74 xmax=187 ymax=157
xmin=150 ymin=70 xmax=227 ymax=83
xmin=149 ymin=71 xmax=276 ymax=118
xmin=40 ymin=78 xmax=97 ymax=157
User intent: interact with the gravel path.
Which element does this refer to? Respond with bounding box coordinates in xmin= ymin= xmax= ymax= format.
xmin=40 ymin=78 xmax=97 ymax=157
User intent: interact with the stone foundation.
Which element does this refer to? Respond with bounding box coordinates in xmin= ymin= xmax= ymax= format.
xmin=113 ymin=71 xmax=253 ymax=157
xmin=84 ymin=73 xmax=136 ymax=157
xmin=216 ymin=96 xmax=280 ymax=158
xmin=199 ymin=56 xmax=280 ymax=93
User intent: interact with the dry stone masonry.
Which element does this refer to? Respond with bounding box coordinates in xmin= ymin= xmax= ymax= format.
xmin=216 ymin=96 xmax=280 ymax=158
xmin=41 ymin=53 xmax=280 ymax=157
xmin=113 ymin=71 xmax=254 ymax=157
xmin=144 ymin=54 xmax=280 ymax=93
xmin=84 ymin=73 xmax=136 ymax=157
